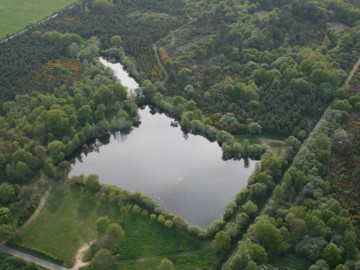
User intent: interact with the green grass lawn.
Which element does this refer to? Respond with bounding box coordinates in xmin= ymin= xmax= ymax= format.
xmin=234 ymin=134 xmax=262 ymax=144
xmin=20 ymin=184 xmax=214 ymax=269
xmin=0 ymin=0 xmax=78 ymax=40
xmin=234 ymin=133 xmax=286 ymax=155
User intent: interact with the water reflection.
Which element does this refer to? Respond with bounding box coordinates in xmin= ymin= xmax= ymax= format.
xmin=69 ymin=59 xmax=257 ymax=227
xmin=70 ymin=107 xmax=256 ymax=227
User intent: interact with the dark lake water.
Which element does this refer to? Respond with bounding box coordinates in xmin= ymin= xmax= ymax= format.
xmin=70 ymin=58 xmax=256 ymax=227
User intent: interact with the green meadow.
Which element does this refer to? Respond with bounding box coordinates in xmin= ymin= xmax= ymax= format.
xmin=20 ymin=184 xmax=214 ymax=269
xmin=0 ymin=0 xmax=78 ymax=40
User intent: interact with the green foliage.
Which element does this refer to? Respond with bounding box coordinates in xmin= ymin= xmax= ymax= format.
xmin=164 ymin=220 xmax=173 ymax=229
xmin=309 ymin=259 xmax=330 ymax=270
xmin=213 ymin=231 xmax=231 ymax=253
xmin=0 ymin=224 xmax=17 ymax=241
xmin=354 ymin=102 xmax=360 ymax=112
xmin=1 ymin=1 xmax=360 ymax=269
xmin=242 ymin=200 xmax=258 ymax=216
xmin=157 ymin=215 xmax=166 ymax=224
xmin=111 ymin=35 xmax=122 ymax=47
xmin=218 ymin=113 xmax=239 ymax=133
xmin=0 ymin=253 xmax=44 ymax=270
xmin=85 ymin=174 xmax=101 ymax=192
xmin=247 ymin=242 xmax=268 ymax=264
xmin=96 ymin=216 xmax=111 ymax=235
xmin=157 ymin=258 xmax=175 ymax=270
xmin=285 ymin=136 xmax=301 ymax=151
xmin=228 ymin=242 xmax=258 ymax=270
xmin=0 ymin=183 xmax=16 ymax=204
xmin=322 ymin=243 xmax=342 ymax=267
xmin=344 ymin=230 xmax=358 ymax=260
xmin=250 ymin=217 xmax=287 ymax=255
xmin=42 ymin=31 xmax=83 ymax=47
xmin=333 ymin=99 xmax=351 ymax=111
xmin=92 ymin=248 xmax=114 ymax=270
xmin=149 ymin=90 xmax=264 ymax=158
xmin=248 ymin=122 xmax=262 ymax=135
xmin=0 ymin=53 xmax=139 ymax=184
xmin=0 ymin=207 xmax=12 ymax=225
xmin=20 ymin=186 xmax=213 ymax=267
xmin=92 ymin=0 xmax=114 ymax=9
xmin=106 ymin=223 xmax=125 ymax=243
xmin=335 ymin=265 xmax=349 ymax=270
xmin=172 ymin=216 xmax=187 ymax=230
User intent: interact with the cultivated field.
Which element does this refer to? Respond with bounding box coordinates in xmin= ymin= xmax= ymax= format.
xmin=0 ymin=0 xmax=78 ymax=40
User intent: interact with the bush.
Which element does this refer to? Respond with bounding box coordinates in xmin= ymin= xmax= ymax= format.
xmin=247 ymin=242 xmax=268 ymax=264
xmin=354 ymin=102 xmax=360 ymax=112
xmin=172 ymin=216 xmax=187 ymax=230
xmin=322 ymin=243 xmax=342 ymax=267
xmin=85 ymin=174 xmax=100 ymax=192
xmin=132 ymin=205 xmax=141 ymax=213
xmin=242 ymin=200 xmax=258 ymax=216
xmin=164 ymin=220 xmax=173 ymax=228
xmin=92 ymin=248 xmax=113 ymax=270
xmin=157 ymin=215 xmax=166 ymax=223
xmin=213 ymin=231 xmax=231 ymax=253
xmin=96 ymin=216 xmax=110 ymax=235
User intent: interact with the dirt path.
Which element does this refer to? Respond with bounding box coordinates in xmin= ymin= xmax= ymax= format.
xmin=0 ymin=185 xmax=71 ymax=270
xmin=72 ymin=242 xmax=91 ymax=270
xmin=305 ymin=55 xmax=360 ymax=146
xmin=345 ymin=56 xmax=360 ymax=85
xmin=20 ymin=186 xmax=51 ymax=230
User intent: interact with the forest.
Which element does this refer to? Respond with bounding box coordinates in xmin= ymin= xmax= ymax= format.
xmin=0 ymin=0 xmax=360 ymax=269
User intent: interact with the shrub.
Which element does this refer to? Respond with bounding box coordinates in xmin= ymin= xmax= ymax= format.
xmin=164 ymin=220 xmax=173 ymax=228
xmin=85 ymin=174 xmax=100 ymax=192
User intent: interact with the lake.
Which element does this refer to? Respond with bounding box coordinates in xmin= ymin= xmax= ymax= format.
xmin=70 ymin=58 xmax=256 ymax=227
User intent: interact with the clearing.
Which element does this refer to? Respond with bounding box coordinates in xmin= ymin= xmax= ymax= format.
xmin=19 ymin=184 xmax=214 ymax=269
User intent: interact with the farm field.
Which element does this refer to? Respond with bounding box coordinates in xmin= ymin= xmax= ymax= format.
xmin=20 ymin=184 xmax=214 ymax=269
xmin=0 ymin=0 xmax=78 ymax=40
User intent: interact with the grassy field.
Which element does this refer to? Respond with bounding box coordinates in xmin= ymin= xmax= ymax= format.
xmin=234 ymin=134 xmax=262 ymax=145
xmin=0 ymin=0 xmax=78 ymax=40
xmin=20 ymin=184 xmax=214 ymax=269
xmin=83 ymin=250 xmax=215 ymax=270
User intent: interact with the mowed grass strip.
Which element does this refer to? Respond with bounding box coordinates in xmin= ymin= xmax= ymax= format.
xmin=0 ymin=0 xmax=78 ymax=40
xmin=20 ymin=184 xmax=214 ymax=269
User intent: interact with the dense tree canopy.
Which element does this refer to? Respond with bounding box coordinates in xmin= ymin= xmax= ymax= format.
xmin=0 ymin=0 xmax=359 ymax=269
